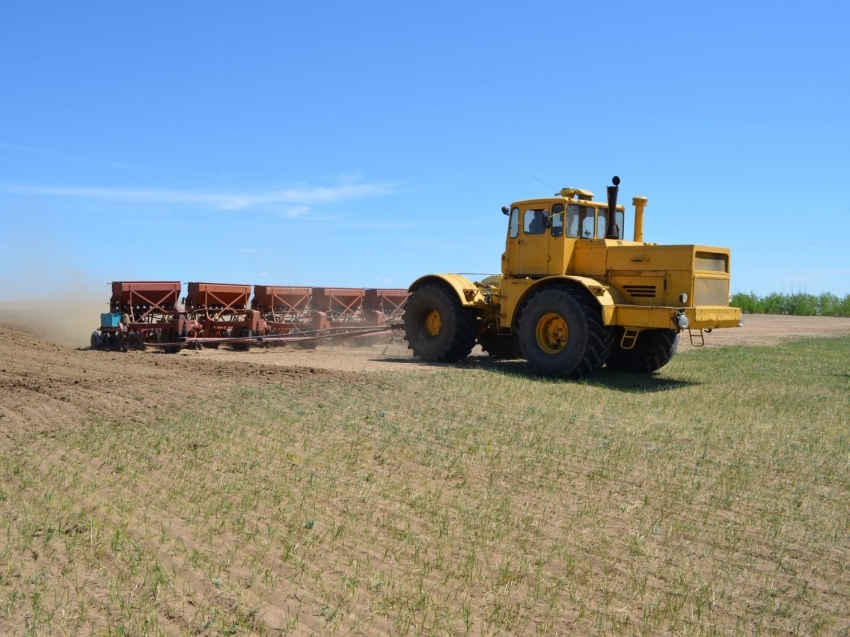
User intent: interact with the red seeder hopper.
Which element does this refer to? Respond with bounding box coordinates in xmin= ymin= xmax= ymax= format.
xmin=91 ymin=281 xmax=196 ymax=351
xmin=91 ymin=281 xmax=409 ymax=352
xmin=364 ymin=288 xmax=409 ymax=322
xmin=251 ymin=286 xmax=328 ymax=334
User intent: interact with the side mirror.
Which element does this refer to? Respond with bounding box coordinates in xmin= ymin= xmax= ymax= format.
xmin=501 ymin=206 xmax=510 ymax=216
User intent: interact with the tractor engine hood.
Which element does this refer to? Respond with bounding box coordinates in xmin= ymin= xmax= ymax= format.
xmin=606 ymin=244 xmax=732 ymax=308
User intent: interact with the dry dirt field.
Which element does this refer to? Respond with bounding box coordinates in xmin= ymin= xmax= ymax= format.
xmin=1 ymin=312 xmax=848 ymax=443
xmin=1 ymin=312 xmax=849 ymax=634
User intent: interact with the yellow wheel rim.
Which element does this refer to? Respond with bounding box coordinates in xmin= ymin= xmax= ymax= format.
xmin=536 ymin=312 xmax=568 ymax=354
xmin=423 ymin=310 xmax=442 ymax=336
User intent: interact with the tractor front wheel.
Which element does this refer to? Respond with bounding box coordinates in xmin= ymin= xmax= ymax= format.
xmin=518 ymin=288 xmax=612 ymax=378
xmin=404 ymin=284 xmax=477 ymax=362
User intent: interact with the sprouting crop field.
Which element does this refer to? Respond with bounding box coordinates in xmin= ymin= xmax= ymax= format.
xmin=0 ymin=320 xmax=848 ymax=635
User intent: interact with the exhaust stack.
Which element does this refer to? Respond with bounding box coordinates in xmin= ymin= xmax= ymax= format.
xmin=605 ymin=176 xmax=621 ymax=239
xmin=632 ymin=196 xmax=648 ymax=242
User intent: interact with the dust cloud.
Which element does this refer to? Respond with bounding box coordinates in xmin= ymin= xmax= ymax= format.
xmin=0 ymin=299 xmax=107 ymax=348
xmin=0 ymin=222 xmax=107 ymax=347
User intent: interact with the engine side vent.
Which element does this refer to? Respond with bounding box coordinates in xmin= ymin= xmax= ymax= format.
xmin=623 ymin=285 xmax=657 ymax=299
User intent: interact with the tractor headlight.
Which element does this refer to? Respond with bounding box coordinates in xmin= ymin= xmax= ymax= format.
xmin=679 ymin=293 xmax=688 ymax=304
xmin=675 ymin=313 xmax=689 ymax=330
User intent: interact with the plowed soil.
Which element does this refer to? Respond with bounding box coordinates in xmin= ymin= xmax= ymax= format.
xmin=0 ymin=311 xmax=847 ymax=434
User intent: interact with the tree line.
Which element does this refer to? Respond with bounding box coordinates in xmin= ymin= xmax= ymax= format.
xmin=731 ymin=292 xmax=850 ymax=317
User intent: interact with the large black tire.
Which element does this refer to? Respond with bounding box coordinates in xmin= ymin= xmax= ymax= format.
xmin=477 ymin=331 xmax=522 ymax=359
xmin=606 ymin=328 xmax=679 ymax=373
xmin=404 ymin=284 xmax=477 ymax=362
xmin=162 ymin=330 xmax=180 ymax=354
xmin=232 ymin=327 xmax=252 ymax=351
xmin=90 ymin=331 xmax=101 ymax=349
xmin=518 ymin=287 xmax=613 ymax=378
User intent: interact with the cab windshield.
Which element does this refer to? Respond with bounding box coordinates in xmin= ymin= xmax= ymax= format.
xmin=568 ymin=204 xmax=624 ymax=239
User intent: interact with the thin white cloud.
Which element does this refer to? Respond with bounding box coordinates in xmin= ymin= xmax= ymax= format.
xmin=290 ymin=213 xmax=340 ymax=222
xmin=280 ymin=205 xmax=311 ymax=218
xmin=0 ymin=181 xmax=402 ymax=210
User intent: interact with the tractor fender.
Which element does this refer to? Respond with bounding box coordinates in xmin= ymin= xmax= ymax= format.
xmin=408 ymin=274 xmax=479 ymax=307
xmin=512 ymin=275 xmax=621 ymax=328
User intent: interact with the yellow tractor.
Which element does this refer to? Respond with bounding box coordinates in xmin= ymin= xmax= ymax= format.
xmin=403 ymin=176 xmax=742 ymax=377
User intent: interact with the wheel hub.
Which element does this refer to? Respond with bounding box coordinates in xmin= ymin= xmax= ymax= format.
xmin=423 ymin=310 xmax=442 ymax=337
xmin=536 ymin=312 xmax=569 ymax=354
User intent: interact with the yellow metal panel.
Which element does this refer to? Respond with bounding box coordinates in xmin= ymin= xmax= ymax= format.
xmin=613 ymin=306 xmax=680 ymax=329
xmin=665 ymin=272 xmax=693 ymax=306
xmin=547 ymin=234 xmax=569 ymax=276
xmin=573 ymin=242 xmax=607 ymax=276
xmin=517 ymin=233 xmax=549 ymax=274
xmin=688 ymin=306 xmax=742 ymax=329
xmin=408 ymin=274 xmax=479 ymax=307
xmin=617 ymin=306 xmax=653 ymax=327
xmin=606 ymin=244 xmax=696 ymax=271
xmin=498 ymin=278 xmax=536 ymax=328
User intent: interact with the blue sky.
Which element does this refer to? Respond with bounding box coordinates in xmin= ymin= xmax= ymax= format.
xmin=1 ymin=1 xmax=848 ymax=302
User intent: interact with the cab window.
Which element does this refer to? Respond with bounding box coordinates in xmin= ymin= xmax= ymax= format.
xmin=614 ymin=209 xmax=624 ymax=239
xmin=566 ymin=204 xmax=580 ymax=238
xmin=597 ymin=208 xmax=624 ymax=240
xmin=579 ymin=207 xmax=595 ymax=238
xmin=509 ymin=207 xmax=520 ymax=238
xmin=597 ymin=208 xmax=609 ymax=239
xmin=551 ymin=203 xmax=564 ymax=237
xmin=524 ymin=209 xmax=548 ymax=235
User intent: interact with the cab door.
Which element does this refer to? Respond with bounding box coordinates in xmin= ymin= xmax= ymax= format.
xmin=508 ymin=205 xmax=550 ymax=275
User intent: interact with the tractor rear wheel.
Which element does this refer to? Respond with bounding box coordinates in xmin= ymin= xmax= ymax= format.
xmin=404 ymin=284 xmax=477 ymax=362
xmin=606 ymin=328 xmax=679 ymax=373
xmin=477 ymin=331 xmax=522 ymax=359
xmin=518 ymin=287 xmax=612 ymax=378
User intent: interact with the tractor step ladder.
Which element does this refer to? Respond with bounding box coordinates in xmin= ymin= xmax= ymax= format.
xmin=619 ymin=327 xmax=641 ymax=350
xmin=688 ymin=328 xmax=705 ymax=347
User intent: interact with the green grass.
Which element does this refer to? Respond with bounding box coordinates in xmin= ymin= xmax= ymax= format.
xmin=2 ymin=338 xmax=849 ymax=635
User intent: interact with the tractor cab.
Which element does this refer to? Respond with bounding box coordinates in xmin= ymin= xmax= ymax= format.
xmin=502 ymin=188 xmax=626 ymax=277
